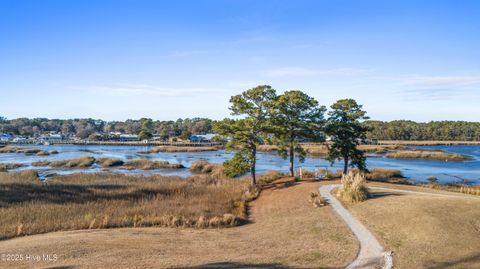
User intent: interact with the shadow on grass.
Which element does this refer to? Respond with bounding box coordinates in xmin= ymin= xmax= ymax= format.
xmin=425 ymin=252 xmax=480 ymax=269
xmin=367 ymin=191 xmax=403 ymax=200
xmin=172 ymin=262 xmax=338 ymax=269
xmin=0 ymin=183 xmax=175 ymax=207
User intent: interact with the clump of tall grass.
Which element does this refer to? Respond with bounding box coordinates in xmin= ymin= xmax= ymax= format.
xmin=149 ymin=146 xmax=219 ymax=153
xmin=96 ymin=158 xmax=125 ymax=168
xmin=122 ymin=159 xmax=184 ymax=170
xmin=386 ymin=150 xmax=472 ymax=161
xmin=337 ymin=172 xmax=369 ymax=203
xmin=0 ymin=163 xmax=25 ymax=172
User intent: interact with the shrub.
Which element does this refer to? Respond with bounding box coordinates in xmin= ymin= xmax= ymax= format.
xmin=309 ymin=191 xmax=328 ymax=207
xmin=337 ymin=172 xmax=369 ymax=203
xmin=223 ymin=153 xmax=250 ymax=178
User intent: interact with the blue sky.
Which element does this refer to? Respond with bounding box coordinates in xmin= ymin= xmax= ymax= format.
xmin=1 ymin=0 xmax=479 ymax=121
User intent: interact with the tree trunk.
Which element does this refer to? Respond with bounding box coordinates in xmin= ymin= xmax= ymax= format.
xmin=250 ymin=146 xmax=257 ymax=185
xmin=343 ymin=154 xmax=349 ymax=174
xmin=289 ymin=142 xmax=295 ymax=177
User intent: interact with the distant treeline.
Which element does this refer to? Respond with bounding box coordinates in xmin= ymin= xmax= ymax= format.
xmin=0 ymin=117 xmax=213 ymax=140
xmin=1 ymin=116 xmax=480 ymax=141
xmin=364 ymin=120 xmax=480 ymax=141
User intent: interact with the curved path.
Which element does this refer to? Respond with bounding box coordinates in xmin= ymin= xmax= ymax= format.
xmin=319 ymin=184 xmax=384 ymax=269
xmin=320 ymin=184 xmax=478 ymax=269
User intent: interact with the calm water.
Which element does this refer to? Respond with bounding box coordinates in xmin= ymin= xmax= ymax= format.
xmin=1 ymin=144 xmax=479 ymax=185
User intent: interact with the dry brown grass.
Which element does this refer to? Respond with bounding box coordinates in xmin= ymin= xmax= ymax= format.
xmin=337 ymin=172 xmax=369 ymax=203
xmin=386 ymin=150 xmax=472 ymax=161
xmin=0 ymin=163 xmax=25 ymax=172
xmin=365 ymin=168 xmax=412 ymax=185
xmin=0 ymin=180 xmax=357 ymax=268
xmin=0 ymin=172 xmax=250 ymax=240
xmin=346 ymin=182 xmax=480 ymax=269
xmin=96 ymin=158 xmax=125 ymax=168
xmin=149 ymin=146 xmax=219 ymax=153
xmin=47 ymin=156 xmax=96 ymax=168
xmin=35 ymin=150 xmax=50 ymax=156
xmin=418 ymin=183 xmax=480 ymax=197
xmin=0 ymin=146 xmax=43 ymax=154
xmin=122 ymin=159 xmax=185 ymax=170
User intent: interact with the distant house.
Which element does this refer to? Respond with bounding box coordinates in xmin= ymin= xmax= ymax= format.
xmin=190 ymin=133 xmax=216 ymax=142
xmin=41 ymin=133 xmax=63 ymax=143
xmin=0 ymin=133 xmax=11 ymax=142
xmin=12 ymin=136 xmax=28 ymax=143
xmin=119 ymin=134 xmax=139 ymax=141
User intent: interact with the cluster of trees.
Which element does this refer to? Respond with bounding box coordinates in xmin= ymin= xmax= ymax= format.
xmin=0 ymin=117 xmax=213 ymax=140
xmin=364 ymin=120 xmax=480 ymax=141
xmin=214 ymin=85 xmax=369 ymax=185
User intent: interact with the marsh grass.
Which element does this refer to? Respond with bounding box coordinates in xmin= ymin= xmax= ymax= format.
xmin=32 ymin=157 xmax=183 ymax=170
xmin=0 ymin=163 xmax=25 ymax=172
xmin=122 ymin=159 xmax=184 ymax=170
xmin=48 ymin=156 xmax=96 ymax=168
xmin=149 ymin=146 xmax=219 ymax=153
xmin=0 ymin=146 xmax=43 ymax=154
xmin=418 ymin=183 xmax=480 ymax=197
xmin=0 ymin=171 xmax=250 ymax=240
xmin=96 ymin=158 xmax=124 ymax=168
xmin=337 ymin=172 xmax=369 ymax=203
xmin=386 ymin=150 xmax=472 ymax=161
xmin=365 ymin=168 xmax=412 ymax=185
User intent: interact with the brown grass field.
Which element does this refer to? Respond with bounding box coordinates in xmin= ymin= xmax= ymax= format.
xmin=0 ymin=171 xmax=249 ymax=240
xmin=0 ymin=178 xmax=357 ymax=269
xmin=346 ymin=182 xmax=480 ymax=269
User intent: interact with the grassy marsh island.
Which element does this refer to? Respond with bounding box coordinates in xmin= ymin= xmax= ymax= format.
xmin=0 ymin=163 xmax=25 ymax=172
xmin=31 ymin=156 xmax=184 ymax=170
xmin=0 ymin=146 xmax=43 ymax=154
xmin=386 ymin=150 xmax=472 ymax=161
xmin=121 ymin=159 xmax=185 ymax=170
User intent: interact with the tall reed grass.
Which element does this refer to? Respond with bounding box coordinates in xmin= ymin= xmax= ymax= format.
xmin=337 ymin=172 xmax=369 ymax=203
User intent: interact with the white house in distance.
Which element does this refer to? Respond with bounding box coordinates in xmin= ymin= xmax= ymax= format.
xmin=119 ymin=134 xmax=139 ymax=141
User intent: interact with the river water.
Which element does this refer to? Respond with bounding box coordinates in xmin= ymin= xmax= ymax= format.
xmin=1 ymin=144 xmax=479 ymax=185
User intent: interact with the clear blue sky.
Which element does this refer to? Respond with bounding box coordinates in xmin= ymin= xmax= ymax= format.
xmin=1 ymin=0 xmax=479 ymax=121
